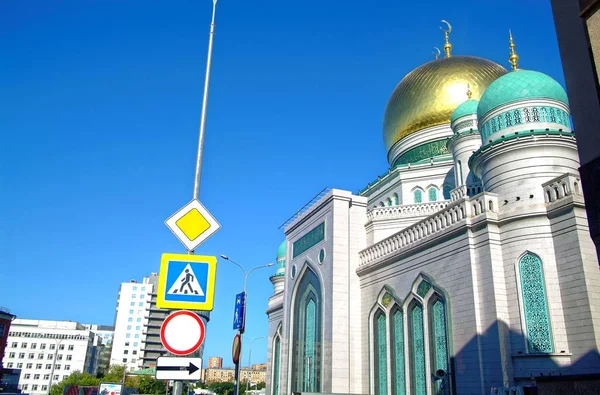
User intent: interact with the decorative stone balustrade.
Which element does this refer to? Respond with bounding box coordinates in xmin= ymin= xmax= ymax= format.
xmin=542 ymin=173 xmax=582 ymax=204
xmin=450 ymin=185 xmax=467 ymax=201
xmin=360 ymin=193 xmax=499 ymax=267
xmin=366 ymin=202 xmax=449 ymax=223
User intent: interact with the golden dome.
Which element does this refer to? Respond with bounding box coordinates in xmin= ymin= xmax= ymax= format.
xmin=383 ymin=56 xmax=508 ymax=154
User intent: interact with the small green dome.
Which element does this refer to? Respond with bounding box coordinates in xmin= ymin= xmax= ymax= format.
xmin=277 ymin=241 xmax=286 ymax=259
xmin=478 ymin=70 xmax=569 ymax=120
xmin=451 ymin=99 xmax=479 ymax=123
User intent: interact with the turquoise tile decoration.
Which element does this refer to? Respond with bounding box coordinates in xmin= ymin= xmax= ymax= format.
xmin=451 ymin=99 xmax=479 ymax=123
xmin=394 ymin=310 xmax=406 ymax=395
xmin=412 ymin=305 xmax=427 ymax=395
xmin=519 ymin=253 xmax=553 ymax=353
xmin=478 ymin=69 xmax=569 ymax=120
xmin=377 ymin=313 xmax=388 ymax=395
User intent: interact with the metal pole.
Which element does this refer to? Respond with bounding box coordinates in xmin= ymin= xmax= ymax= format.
xmin=47 ymin=339 xmax=62 ymax=395
xmin=192 ymin=0 xmax=218 ymax=201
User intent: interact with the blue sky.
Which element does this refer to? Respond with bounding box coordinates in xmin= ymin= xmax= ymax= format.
xmin=1 ymin=0 xmax=564 ymax=368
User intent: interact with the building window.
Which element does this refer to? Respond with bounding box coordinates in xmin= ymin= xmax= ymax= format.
xmin=141 ymin=286 xmax=146 ymax=291
xmin=57 ymin=354 xmax=63 ymax=361
xmin=9 ymin=352 xmax=15 ymax=358
xmin=66 ymin=355 xmax=72 ymax=361
xmin=53 ymin=375 xmax=59 ymax=380
xmin=124 ymin=350 xmax=129 ymax=355
xmin=127 ymin=325 xmax=132 ymax=330
xmin=28 ymin=353 xmax=34 ymax=359
xmin=24 ymin=374 xmax=31 ymax=379
xmin=122 ymin=358 xmax=127 ymax=363
xmin=136 ymin=318 xmax=142 ymax=323
xmin=431 ymin=299 xmax=450 ymax=393
xmin=129 ymin=310 xmax=134 ymax=314
xmin=128 ymin=318 xmax=133 ymax=323
xmin=49 ymin=344 xmax=55 ymax=350
xmin=47 ymin=354 xmax=53 ymax=360
xmin=22 ymin=385 xmax=28 ymax=390
xmin=392 ymin=308 xmax=406 ymax=395
xmin=31 ymin=343 xmax=37 ymax=349
xmin=134 ymin=334 xmax=139 ymax=339
xmin=132 ymin=294 xmax=136 ymax=299
xmin=46 ymin=364 xmax=52 ymax=369
xmin=59 ymin=345 xmax=65 ymax=350
xmin=65 ymin=365 xmax=70 ymax=371
xmin=130 ymin=302 xmax=135 ymax=306
xmin=44 ymin=374 xmax=50 ymax=380
xmin=125 ymin=342 xmax=130 ymax=347
xmin=133 ymin=286 xmax=137 ymax=291
xmin=135 ymin=326 xmax=140 ymax=330
xmin=411 ymin=304 xmax=426 ymax=395
xmin=56 ymin=365 xmax=61 ymax=370
xmin=393 ymin=193 xmax=400 ymax=206
xmin=138 ymin=302 xmax=144 ymax=307
xmin=375 ymin=311 xmax=387 ymax=395
xmin=132 ymin=350 xmax=137 ymax=355
xmin=126 ymin=334 xmax=131 ymax=338
xmin=519 ymin=252 xmax=553 ymax=353
xmin=428 ymin=187 xmax=438 ymax=202
xmin=414 ymin=189 xmax=423 ymax=204
xmin=17 ymin=363 xmax=23 ymax=368
xmin=32 ymin=385 xmax=38 ymax=391
xmin=38 ymin=353 xmax=44 ymax=359
xmin=63 ymin=375 xmax=68 ymax=379
xmin=7 ymin=363 xmax=13 ymax=368
xmin=11 ymin=342 xmax=17 ymax=347
xmin=133 ymin=342 xmax=138 ymax=347
xmin=21 ymin=342 xmax=27 ymax=348
xmin=140 ymin=294 xmax=145 ymax=299
xmin=291 ymin=266 xmax=322 ymax=393
xmin=68 ymin=345 xmax=74 ymax=351
xmin=40 ymin=344 xmax=46 ymax=350
xmin=27 ymin=363 xmax=33 ymax=369
xmin=42 ymin=385 xmax=48 ymax=391
xmin=19 ymin=353 xmax=25 ymax=358
xmin=34 ymin=374 xmax=40 ymax=379
xmin=36 ymin=363 xmax=42 ymax=369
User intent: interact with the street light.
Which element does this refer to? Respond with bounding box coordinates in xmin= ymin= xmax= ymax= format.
xmin=219 ymin=255 xmax=273 ymax=395
xmin=244 ymin=336 xmax=266 ymax=394
xmin=47 ymin=338 xmax=65 ymax=395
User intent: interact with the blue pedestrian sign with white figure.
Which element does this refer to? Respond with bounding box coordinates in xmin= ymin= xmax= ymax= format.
xmin=157 ymin=254 xmax=217 ymax=311
xmin=233 ymin=292 xmax=245 ymax=331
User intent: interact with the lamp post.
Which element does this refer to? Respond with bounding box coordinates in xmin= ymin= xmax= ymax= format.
xmin=244 ymin=336 xmax=266 ymax=394
xmin=219 ymin=255 xmax=273 ymax=395
xmin=47 ymin=338 xmax=65 ymax=395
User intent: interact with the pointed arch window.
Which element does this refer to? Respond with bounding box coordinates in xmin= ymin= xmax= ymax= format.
xmin=375 ymin=311 xmax=388 ymax=395
xmin=411 ymin=304 xmax=427 ymax=395
xmin=431 ymin=298 xmax=450 ymax=395
xmin=519 ymin=253 xmax=553 ymax=353
xmin=272 ymin=335 xmax=281 ymax=395
xmin=414 ymin=189 xmax=423 ymax=204
xmin=393 ymin=193 xmax=400 ymax=206
xmin=392 ymin=308 xmax=406 ymax=395
xmin=291 ymin=267 xmax=322 ymax=392
xmin=428 ymin=187 xmax=438 ymax=202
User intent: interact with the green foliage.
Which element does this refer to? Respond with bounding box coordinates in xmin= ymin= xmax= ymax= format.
xmin=207 ymin=382 xmax=234 ymax=395
xmin=50 ymin=371 xmax=100 ymax=395
xmin=50 ymin=365 xmax=165 ymax=395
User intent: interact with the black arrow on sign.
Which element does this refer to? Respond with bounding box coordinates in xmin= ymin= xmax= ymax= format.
xmin=157 ymin=363 xmax=199 ymax=375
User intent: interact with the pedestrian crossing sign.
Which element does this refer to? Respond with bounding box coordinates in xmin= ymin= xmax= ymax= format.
xmin=157 ymin=253 xmax=217 ymax=311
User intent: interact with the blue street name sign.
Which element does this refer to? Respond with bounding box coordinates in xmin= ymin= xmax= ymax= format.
xmin=233 ymin=292 xmax=246 ymax=331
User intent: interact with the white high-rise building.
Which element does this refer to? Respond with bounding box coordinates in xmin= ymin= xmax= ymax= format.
xmin=4 ymin=319 xmax=99 ymax=395
xmin=110 ymin=274 xmax=157 ymax=371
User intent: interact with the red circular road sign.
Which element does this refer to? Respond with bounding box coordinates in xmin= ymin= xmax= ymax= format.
xmin=160 ymin=310 xmax=205 ymax=356
xmin=232 ymin=334 xmax=241 ymax=364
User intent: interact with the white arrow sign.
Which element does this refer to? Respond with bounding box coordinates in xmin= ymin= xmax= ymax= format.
xmin=156 ymin=357 xmax=202 ymax=380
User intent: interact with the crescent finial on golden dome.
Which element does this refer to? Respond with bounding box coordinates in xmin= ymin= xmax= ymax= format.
xmin=433 ymin=47 xmax=441 ymax=59
xmin=440 ymin=20 xmax=452 ymax=58
xmin=509 ymin=30 xmax=520 ymax=70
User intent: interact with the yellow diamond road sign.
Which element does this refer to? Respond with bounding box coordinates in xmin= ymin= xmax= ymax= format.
xmin=165 ymin=199 xmax=220 ymax=251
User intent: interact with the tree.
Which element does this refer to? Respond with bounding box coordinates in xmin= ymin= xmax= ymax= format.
xmin=207 ymin=382 xmax=234 ymax=395
xmin=50 ymin=371 xmax=100 ymax=395
xmin=137 ymin=375 xmax=167 ymax=395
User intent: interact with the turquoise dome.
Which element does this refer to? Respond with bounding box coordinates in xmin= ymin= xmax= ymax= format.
xmin=451 ymin=99 xmax=479 ymax=123
xmin=277 ymin=241 xmax=286 ymax=259
xmin=477 ymin=70 xmax=569 ymax=120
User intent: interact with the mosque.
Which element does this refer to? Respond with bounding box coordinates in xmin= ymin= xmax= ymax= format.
xmin=263 ymin=25 xmax=600 ymax=395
